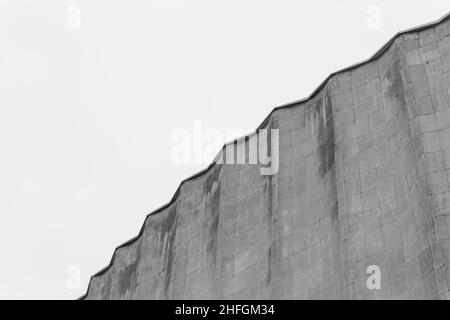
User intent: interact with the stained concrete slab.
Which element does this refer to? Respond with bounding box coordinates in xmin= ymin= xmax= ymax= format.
xmin=83 ymin=12 xmax=450 ymax=300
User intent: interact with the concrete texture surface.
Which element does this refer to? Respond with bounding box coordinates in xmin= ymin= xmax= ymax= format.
xmin=82 ymin=12 xmax=450 ymax=300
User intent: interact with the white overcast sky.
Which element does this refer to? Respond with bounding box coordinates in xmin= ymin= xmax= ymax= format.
xmin=0 ymin=0 xmax=449 ymax=299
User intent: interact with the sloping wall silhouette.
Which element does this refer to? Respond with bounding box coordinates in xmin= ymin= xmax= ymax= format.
xmin=82 ymin=12 xmax=450 ymax=299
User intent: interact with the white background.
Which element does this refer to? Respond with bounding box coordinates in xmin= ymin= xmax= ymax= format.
xmin=0 ymin=0 xmax=449 ymax=299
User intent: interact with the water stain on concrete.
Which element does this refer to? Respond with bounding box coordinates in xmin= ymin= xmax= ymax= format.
xmin=159 ymin=205 xmax=178 ymax=297
xmin=264 ymin=153 xmax=274 ymax=286
xmin=117 ymin=242 xmax=142 ymax=297
xmin=387 ymin=56 xmax=407 ymax=113
xmin=266 ymin=244 xmax=272 ymax=285
xmin=315 ymin=90 xmax=336 ymax=177
xmin=203 ymin=164 xmax=222 ymax=263
xmin=100 ymin=270 xmax=112 ymax=299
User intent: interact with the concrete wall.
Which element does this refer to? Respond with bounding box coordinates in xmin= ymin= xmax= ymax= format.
xmin=83 ymin=13 xmax=450 ymax=299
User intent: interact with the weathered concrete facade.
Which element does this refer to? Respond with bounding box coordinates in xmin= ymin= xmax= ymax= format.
xmin=83 ymin=13 xmax=450 ymax=299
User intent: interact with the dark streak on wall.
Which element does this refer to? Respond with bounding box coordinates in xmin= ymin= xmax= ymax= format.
xmin=100 ymin=270 xmax=112 ymax=299
xmin=316 ymin=90 xmax=336 ymax=178
xmin=158 ymin=205 xmax=178 ymax=297
xmin=118 ymin=242 xmax=141 ymax=297
xmin=387 ymin=54 xmax=407 ymax=113
xmin=204 ymin=164 xmax=222 ymax=262
xmin=265 ymin=175 xmax=273 ymax=286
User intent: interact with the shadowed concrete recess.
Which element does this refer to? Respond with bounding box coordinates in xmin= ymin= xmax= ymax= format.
xmin=82 ymin=12 xmax=450 ymax=300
